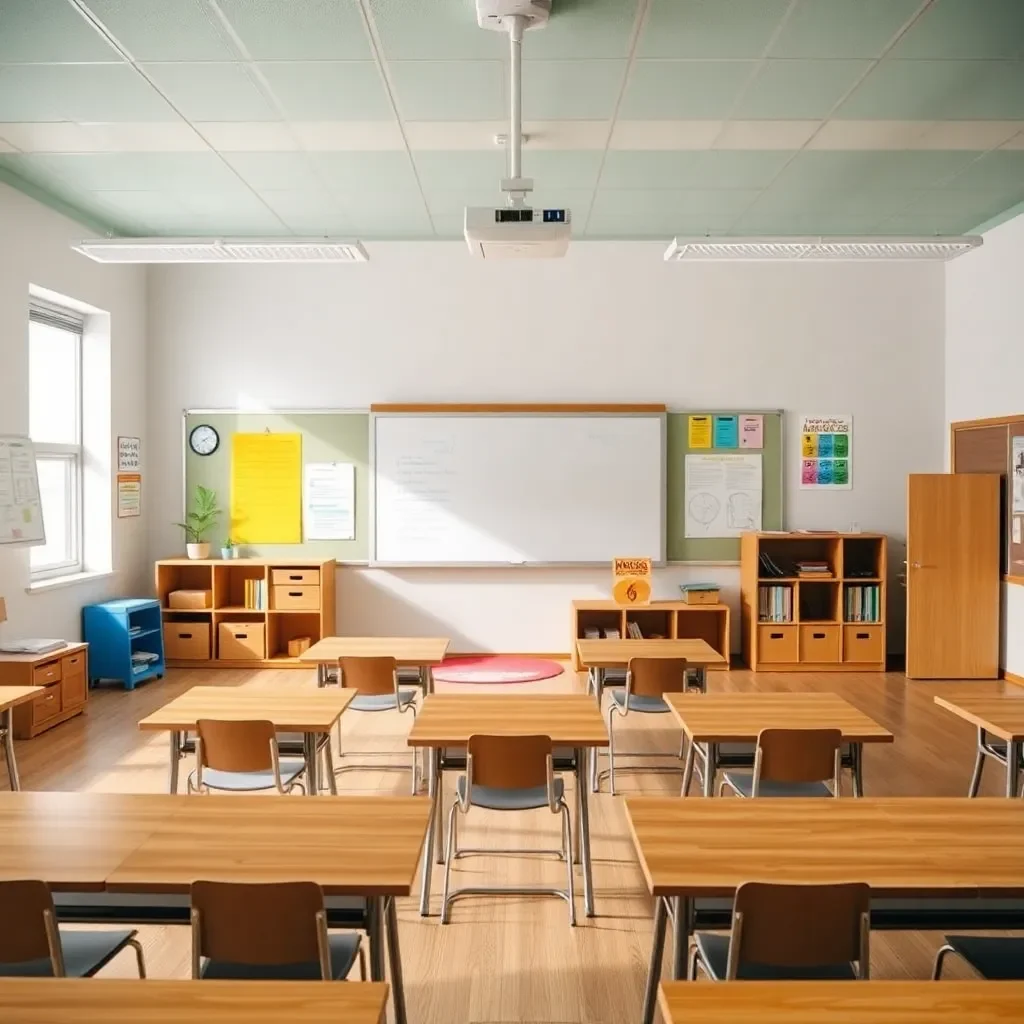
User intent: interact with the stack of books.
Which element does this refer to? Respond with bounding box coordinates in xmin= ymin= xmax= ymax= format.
xmin=845 ymin=585 xmax=881 ymax=622
xmin=758 ymin=585 xmax=793 ymax=622
xmin=627 ymin=621 xmax=644 ymax=639
xmin=131 ymin=651 xmax=160 ymax=674
xmin=795 ymin=560 xmax=832 ymax=579
xmin=243 ymin=579 xmax=266 ymax=610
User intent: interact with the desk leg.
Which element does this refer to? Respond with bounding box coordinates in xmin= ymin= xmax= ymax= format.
xmin=681 ymin=741 xmax=695 ymax=797
xmin=384 ymin=895 xmax=408 ymax=1024
xmin=419 ymin=664 xmax=434 ymax=696
xmin=572 ymin=755 xmax=582 ymax=865
xmin=419 ymin=748 xmax=439 ymax=917
xmin=3 ymin=708 xmax=20 ymax=791
xmin=1007 ymin=740 xmax=1021 ymax=799
xmin=367 ymin=895 xmax=385 ymax=982
xmin=702 ymin=743 xmax=717 ymax=797
xmin=672 ymin=896 xmax=692 ymax=979
xmin=169 ymin=729 xmax=181 ymax=794
xmin=576 ymin=747 xmax=595 ymax=917
xmin=303 ymin=732 xmax=320 ymax=796
xmin=641 ymin=895 xmax=668 ymax=1024
xmin=852 ymin=743 xmax=864 ymax=798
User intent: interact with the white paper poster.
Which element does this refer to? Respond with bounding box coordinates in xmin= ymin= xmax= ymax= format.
xmin=685 ymin=453 xmax=762 ymax=538
xmin=1012 ymin=436 xmax=1024 ymax=514
xmin=117 ymin=473 xmax=141 ymax=518
xmin=303 ymin=462 xmax=355 ymax=540
xmin=0 ymin=435 xmax=45 ymax=545
xmin=117 ymin=436 xmax=141 ymax=472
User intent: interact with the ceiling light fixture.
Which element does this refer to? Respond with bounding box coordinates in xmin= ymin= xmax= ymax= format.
xmin=70 ymin=238 xmax=369 ymax=264
xmin=664 ymin=236 xmax=982 ymax=262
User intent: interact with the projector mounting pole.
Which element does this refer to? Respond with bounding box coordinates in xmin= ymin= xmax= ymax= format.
xmin=507 ymin=14 xmax=526 ymax=206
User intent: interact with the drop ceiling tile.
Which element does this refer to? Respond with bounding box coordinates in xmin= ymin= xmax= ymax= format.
xmin=83 ymin=0 xmax=237 ymax=61
xmin=838 ymin=60 xmax=1024 ymax=120
xmin=257 ymin=62 xmax=393 ymax=120
xmin=714 ymin=120 xmax=820 ymax=149
xmin=911 ymin=121 xmax=1024 ymax=150
xmin=734 ymin=60 xmax=871 ymax=120
xmin=365 ymin=0 xmax=504 ymax=60
xmin=1004 ymin=130 xmax=1024 ymax=150
xmin=732 ymin=185 xmax=921 ymax=234
xmin=309 ymin=150 xmax=419 ymax=193
xmin=341 ymin=191 xmax=434 ymax=237
xmin=878 ymin=189 xmax=1024 ymax=234
xmin=0 ymin=64 xmax=173 ymax=121
xmin=291 ymin=120 xmax=405 ymax=150
xmin=0 ymin=138 xmax=16 ymax=153
xmin=84 ymin=122 xmax=208 ymax=152
xmin=771 ymin=150 xmax=980 ymax=196
xmin=522 ymin=61 xmax=625 ymax=120
xmin=809 ymin=120 xmax=929 ymax=149
xmin=405 ymin=120 xmax=609 ymax=151
xmin=770 ymin=0 xmax=921 ymax=58
xmin=639 ymin=0 xmax=791 ymax=59
xmin=197 ymin=121 xmax=298 ymax=151
xmin=0 ymin=122 xmax=97 ymax=152
xmin=602 ymin=150 xmax=792 ymax=189
xmin=389 ymin=61 xmax=504 ymax=121
xmin=0 ymin=153 xmax=94 ymax=201
xmin=620 ymin=61 xmax=754 ymax=119
xmin=519 ymin=0 xmax=639 ymax=60
xmin=82 ymin=189 xmax=180 ymax=232
xmin=27 ymin=151 xmax=245 ymax=191
xmin=142 ymin=62 xmax=277 ymax=121
xmin=222 ymin=151 xmax=322 ymax=191
xmin=257 ymin=189 xmax=353 ymax=234
xmin=214 ymin=0 xmax=373 ymax=60
xmin=890 ymin=0 xmax=1024 ymax=59
xmin=0 ymin=0 xmax=120 ymax=62
xmin=414 ymin=149 xmax=602 ymax=191
xmin=588 ymin=188 xmax=759 ymax=236
xmin=170 ymin=186 xmax=287 ymax=231
xmin=610 ymin=121 xmax=724 ymax=150
xmin=945 ymin=150 xmax=1024 ymax=192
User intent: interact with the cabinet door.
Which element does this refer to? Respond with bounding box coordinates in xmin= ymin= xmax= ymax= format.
xmin=61 ymin=651 xmax=88 ymax=708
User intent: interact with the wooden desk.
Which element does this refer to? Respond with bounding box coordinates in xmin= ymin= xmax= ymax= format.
xmin=139 ymin=686 xmax=355 ymax=796
xmin=934 ymin=693 xmax=1024 ymax=797
xmin=658 ymin=981 xmax=1024 ymax=1024
xmin=627 ymin=797 xmax=1024 ymax=1024
xmin=0 ymin=642 xmax=88 ymax=739
xmin=408 ymin=693 xmax=607 ymax=919
xmin=575 ymin=638 xmax=727 ymax=700
xmin=0 ymin=979 xmax=390 ymax=1024
xmin=301 ymin=636 xmax=451 ymax=692
xmin=666 ymin=691 xmax=893 ymax=797
xmin=0 ymin=686 xmax=41 ymax=790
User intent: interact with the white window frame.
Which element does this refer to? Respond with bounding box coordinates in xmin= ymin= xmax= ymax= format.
xmin=29 ymin=302 xmax=84 ymax=582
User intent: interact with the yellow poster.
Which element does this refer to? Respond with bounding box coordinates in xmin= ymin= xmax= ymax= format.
xmin=688 ymin=415 xmax=712 ymax=449
xmin=231 ymin=433 xmax=302 ymax=543
xmin=801 ymin=432 xmax=818 ymax=458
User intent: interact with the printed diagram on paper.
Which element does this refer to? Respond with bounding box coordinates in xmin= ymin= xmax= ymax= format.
xmin=685 ymin=453 xmax=762 ymax=538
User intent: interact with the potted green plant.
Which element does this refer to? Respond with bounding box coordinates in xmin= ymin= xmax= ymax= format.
xmin=220 ymin=537 xmax=234 ymax=560
xmin=176 ymin=485 xmax=222 ymax=560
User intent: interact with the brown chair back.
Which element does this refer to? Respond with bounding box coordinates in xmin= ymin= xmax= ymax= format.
xmin=0 ymin=880 xmax=64 ymax=972
xmin=627 ymin=657 xmax=689 ymax=698
xmin=190 ymin=881 xmax=328 ymax=971
xmin=729 ymin=881 xmax=871 ymax=977
xmin=338 ymin=656 xmax=397 ymax=696
xmin=756 ymin=728 xmax=843 ymax=786
xmin=467 ymin=734 xmax=551 ymax=790
xmin=196 ymin=719 xmax=275 ymax=773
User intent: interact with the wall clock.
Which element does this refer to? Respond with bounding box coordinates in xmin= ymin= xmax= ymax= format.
xmin=189 ymin=424 xmax=219 ymax=456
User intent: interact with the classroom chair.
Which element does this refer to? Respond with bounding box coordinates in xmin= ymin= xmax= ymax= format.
xmin=0 ymin=880 xmax=146 ymax=978
xmin=932 ymin=936 xmax=1024 ymax=980
xmin=688 ymin=881 xmax=871 ymax=981
xmin=188 ymin=719 xmax=308 ymax=795
xmin=190 ymin=880 xmax=365 ymax=981
xmin=967 ymin=729 xmax=1024 ymax=797
xmin=336 ymin=656 xmax=419 ymax=793
xmin=441 ymin=734 xmax=575 ymax=926
xmin=717 ymin=728 xmax=843 ymax=798
xmin=602 ymin=657 xmax=693 ymax=795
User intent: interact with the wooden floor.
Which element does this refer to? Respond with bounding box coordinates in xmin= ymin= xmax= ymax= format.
xmin=10 ymin=665 xmax=1020 ymax=1023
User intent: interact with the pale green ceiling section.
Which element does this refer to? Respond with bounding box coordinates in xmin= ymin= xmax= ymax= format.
xmin=0 ymin=0 xmax=1020 ymax=240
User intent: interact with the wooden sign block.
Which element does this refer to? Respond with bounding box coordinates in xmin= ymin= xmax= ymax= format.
xmin=612 ymin=557 xmax=652 ymax=605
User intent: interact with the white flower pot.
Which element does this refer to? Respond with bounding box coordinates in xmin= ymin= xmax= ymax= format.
xmin=186 ymin=542 xmax=210 ymax=560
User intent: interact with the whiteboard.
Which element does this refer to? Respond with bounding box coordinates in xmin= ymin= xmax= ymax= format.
xmin=0 ymin=435 xmax=45 ymax=546
xmin=373 ymin=414 xmax=665 ymax=564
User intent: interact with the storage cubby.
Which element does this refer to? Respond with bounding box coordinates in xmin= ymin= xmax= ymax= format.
xmin=155 ymin=563 xmax=213 ymax=607
xmin=267 ymin=612 xmax=322 ymax=662
xmin=575 ymin=605 xmax=626 ymax=640
xmin=757 ymin=537 xmax=840 ymax=579
xmin=625 ymin=608 xmax=672 ymax=640
xmin=843 ymin=536 xmax=884 ymax=580
xmin=213 ymin=562 xmax=267 ymax=610
xmin=799 ymin=581 xmax=840 ymax=623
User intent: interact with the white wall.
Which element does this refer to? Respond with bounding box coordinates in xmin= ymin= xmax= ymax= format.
xmin=148 ymin=244 xmax=945 ymax=653
xmin=0 ymin=183 xmax=148 ymax=640
xmin=946 ymin=213 xmax=1024 ymax=676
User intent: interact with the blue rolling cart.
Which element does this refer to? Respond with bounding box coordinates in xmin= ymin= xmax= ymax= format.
xmin=82 ymin=599 xmax=165 ymax=690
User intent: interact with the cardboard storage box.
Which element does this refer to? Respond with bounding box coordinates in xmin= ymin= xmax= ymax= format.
xmin=271 ymin=585 xmax=320 ymax=611
xmin=681 ymin=588 xmax=719 ymax=605
xmin=168 ymin=589 xmax=212 ymax=610
xmin=287 ymin=636 xmax=312 ymax=657
xmin=163 ymin=622 xmax=210 ymax=660
xmin=219 ymin=621 xmax=265 ymax=661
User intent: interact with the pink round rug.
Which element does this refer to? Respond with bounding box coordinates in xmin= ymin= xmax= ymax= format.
xmin=433 ymin=655 xmax=563 ymax=685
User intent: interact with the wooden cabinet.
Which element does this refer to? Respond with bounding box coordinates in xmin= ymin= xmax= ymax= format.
xmin=0 ymin=643 xmax=89 ymax=738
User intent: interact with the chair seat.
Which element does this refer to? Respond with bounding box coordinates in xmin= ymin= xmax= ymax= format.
xmin=456 ymin=775 xmax=564 ymax=811
xmin=941 ymin=936 xmax=1024 ymax=980
xmin=610 ymin=690 xmax=670 ymax=713
xmin=350 ymin=689 xmax=418 ymax=712
xmin=0 ymin=929 xmax=138 ymax=978
xmin=694 ymin=932 xmax=857 ymax=981
xmin=197 ymin=759 xmax=306 ymax=792
xmin=201 ymin=933 xmax=362 ymax=981
xmin=722 ymin=773 xmax=833 ymax=798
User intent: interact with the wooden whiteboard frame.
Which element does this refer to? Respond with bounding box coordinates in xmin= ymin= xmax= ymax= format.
xmin=369 ymin=404 xmax=668 ymax=568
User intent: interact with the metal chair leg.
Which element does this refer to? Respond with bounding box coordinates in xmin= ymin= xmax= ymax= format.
xmin=686 ymin=942 xmax=700 ymax=980
xmin=127 ymin=937 xmax=146 ymax=978
xmin=323 ymin=742 xmax=338 ymax=795
xmin=932 ymin=943 xmax=956 ymax=980
xmin=440 ymin=802 xmax=460 ymax=925
xmin=357 ymin=944 xmax=367 ymax=981
xmin=607 ymin=708 xmax=617 ymax=795
xmin=968 ymin=746 xmax=985 ymax=798
xmin=561 ymin=802 xmax=576 ymax=926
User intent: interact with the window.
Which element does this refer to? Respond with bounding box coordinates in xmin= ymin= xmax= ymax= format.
xmin=29 ymin=302 xmax=84 ymax=580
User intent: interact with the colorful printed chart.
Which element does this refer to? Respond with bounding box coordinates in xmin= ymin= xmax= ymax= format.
xmin=800 ymin=415 xmax=852 ymax=489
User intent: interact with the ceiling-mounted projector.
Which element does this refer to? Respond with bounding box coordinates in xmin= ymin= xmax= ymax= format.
xmin=466 ymin=1 xmax=570 ymax=259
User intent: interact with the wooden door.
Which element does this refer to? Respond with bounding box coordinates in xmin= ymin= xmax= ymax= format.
xmin=906 ymin=474 xmax=1000 ymax=678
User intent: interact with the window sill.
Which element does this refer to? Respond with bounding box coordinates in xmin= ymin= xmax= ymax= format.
xmin=27 ymin=570 xmax=115 ymax=594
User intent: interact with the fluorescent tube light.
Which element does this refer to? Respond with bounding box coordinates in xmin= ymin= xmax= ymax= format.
xmin=71 ymin=238 xmax=369 ymax=264
xmin=664 ymin=236 xmax=982 ymax=262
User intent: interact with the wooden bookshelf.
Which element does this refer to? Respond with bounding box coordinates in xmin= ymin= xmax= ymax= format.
xmin=155 ymin=558 xmax=335 ymax=669
xmin=569 ymin=600 xmax=730 ymax=672
xmin=740 ymin=532 xmax=887 ymax=672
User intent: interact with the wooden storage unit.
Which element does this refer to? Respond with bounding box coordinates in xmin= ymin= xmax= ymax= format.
xmin=570 ymin=600 xmax=730 ymax=671
xmin=0 ymin=643 xmax=89 ymax=738
xmin=740 ymin=532 xmax=887 ymax=671
xmin=156 ymin=559 xmax=335 ymax=668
